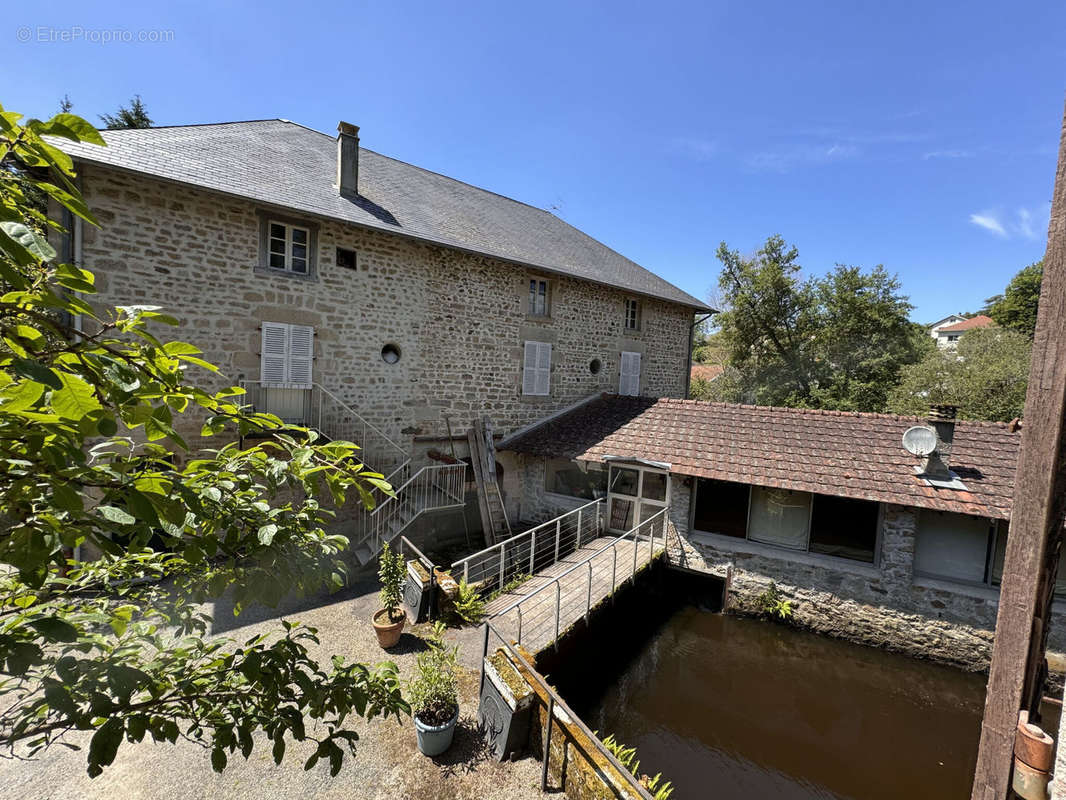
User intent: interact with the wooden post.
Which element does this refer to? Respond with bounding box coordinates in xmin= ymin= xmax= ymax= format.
xmin=971 ymin=99 xmax=1066 ymax=800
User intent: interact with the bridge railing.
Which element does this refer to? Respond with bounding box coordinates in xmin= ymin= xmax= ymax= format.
xmin=489 ymin=507 xmax=668 ymax=648
xmin=450 ymin=499 xmax=604 ymax=591
xmin=480 ymin=621 xmax=657 ymax=800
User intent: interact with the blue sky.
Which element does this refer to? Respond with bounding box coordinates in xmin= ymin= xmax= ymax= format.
xmin=8 ymin=1 xmax=1065 ymax=322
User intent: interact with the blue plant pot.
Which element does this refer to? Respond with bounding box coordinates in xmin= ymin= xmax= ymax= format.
xmin=414 ymin=706 xmax=459 ymax=756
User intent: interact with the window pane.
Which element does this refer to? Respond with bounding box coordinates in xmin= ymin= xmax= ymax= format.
xmin=692 ymin=478 xmax=749 ymax=538
xmin=269 ymin=253 xmax=286 ymax=269
xmin=270 ymin=223 xmax=286 ymax=239
xmin=748 ymin=486 xmax=811 ymax=550
xmin=291 ymin=228 xmax=307 ymax=244
xmin=269 ymin=238 xmax=286 ymax=255
xmin=809 ymin=495 xmax=879 ymax=562
xmin=609 ymin=466 xmax=639 ymax=497
xmin=545 ymin=459 xmax=606 ymax=500
xmin=639 ymin=502 xmax=663 ymax=526
xmin=292 ymin=243 xmax=307 ymax=260
xmin=914 ymin=511 xmax=991 ymax=583
xmin=291 ymin=257 xmax=307 ymax=274
xmin=641 ymin=471 xmax=667 ymax=502
xmin=991 ymin=521 xmax=1007 ymax=585
xmin=609 ymin=497 xmax=634 ymax=530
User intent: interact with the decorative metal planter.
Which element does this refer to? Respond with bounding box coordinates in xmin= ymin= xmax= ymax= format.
xmin=478 ymin=649 xmax=535 ymax=761
xmin=404 ymin=560 xmax=435 ymax=623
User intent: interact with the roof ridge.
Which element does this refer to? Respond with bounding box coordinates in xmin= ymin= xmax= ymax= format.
xmin=99 ymin=118 xmax=290 ymax=133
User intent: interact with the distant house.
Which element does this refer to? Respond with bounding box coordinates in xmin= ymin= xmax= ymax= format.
xmin=690 ymin=363 xmax=724 ymax=383
xmin=933 ymin=314 xmax=995 ymax=349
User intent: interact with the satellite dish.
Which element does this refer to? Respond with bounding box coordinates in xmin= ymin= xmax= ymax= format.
xmin=902 ymin=426 xmax=938 ymax=457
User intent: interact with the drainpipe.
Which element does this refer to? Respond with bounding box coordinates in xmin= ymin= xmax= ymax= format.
xmin=684 ymin=312 xmax=715 ymax=399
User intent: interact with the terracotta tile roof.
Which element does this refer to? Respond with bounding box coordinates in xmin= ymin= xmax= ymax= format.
xmin=938 ymin=314 xmax=995 ymax=333
xmin=502 ymin=395 xmax=1021 ymax=519
xmin=690 ymin=364 xmax=724 ymax=382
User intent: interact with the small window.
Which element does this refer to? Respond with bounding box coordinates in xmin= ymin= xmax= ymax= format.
xmin=624 ymin=298 xmax=641 ymax=331
xmin=545 ymin=459 xmax=606 ymax=500
xmin=522 ymin=341 xmax=551 ymax=396
xmin=809 ymin=495 xmax=879 ymax=563
xmin=529 ymin=278 xmax=550 ymax=317
xmin=589 ymin=358 xmax=602 ymax=375
xmin=381 ymin=343 xmax=401 ymax=364
xmin=268 ymin=221 xmax=310 ymax=273
xmin=336 ymin=247 xmax=357 ymax=270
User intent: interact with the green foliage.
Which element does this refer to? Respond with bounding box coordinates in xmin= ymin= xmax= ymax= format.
xmin=0 ymin=104 xmax=407 ymax=777
xmin=712 ymin=235 xmax=926 ymax=411
xmin=887 ymin=327 xmax=1031 ymax=421
xmin=485 ymin=572 xmax=530 ymax=604
xmin=755 ymin=582 xmax=794 ymax=621
xmin=983 ymin=261 xmax=1042 ymax=339
xmin=452 ymin=578 xmax=486 ymax=623
xmin=99 ymin=95 xmax=153 ymax=130
xmin=601 ymin=733 xmax=674 ymax=799
xmin=377 ymin=542 xmax=405 ymax=619
xmin=408 ymin=622 xmax=459 ymax=724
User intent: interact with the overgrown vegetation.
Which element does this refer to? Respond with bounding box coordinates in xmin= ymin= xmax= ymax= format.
xmin=486 ymin=572 xmax=530 ymax=603
xmin=408 ymin=622 xmax=460 ymax=726
xmin=601 ymin=733 xmax=674 ymax=800
xmin=0 ymin=103 xmax=407 ymax=777
xmin=377 ymin=542 xmax=406 ymax=623
xmin=755 ymin=582 xmax=794 ymax=621
xmin=452 ymin=577 xmax=486 ymax=623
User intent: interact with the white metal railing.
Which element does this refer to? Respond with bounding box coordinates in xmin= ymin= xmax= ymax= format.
xmin=491 ymin=507 xmax=669 ymax=648
xmin=357 ymin=463 xmax=466 ymax=556
xmin=238 ymin=380 xmax=409 ymax=478
xmin=451 ymin=499 xmax=604 ymax=590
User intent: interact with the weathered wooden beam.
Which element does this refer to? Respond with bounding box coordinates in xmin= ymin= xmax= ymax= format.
xmin=971 ymin=98 xmax=1066 ymax=800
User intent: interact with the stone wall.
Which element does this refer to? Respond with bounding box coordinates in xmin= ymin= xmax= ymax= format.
xmin=512 ymin=457 xmax=1066 ymax=674
xmin=74 ymin=165 xmax=693 ymax=468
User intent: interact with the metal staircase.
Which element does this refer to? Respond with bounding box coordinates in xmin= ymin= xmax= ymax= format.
xmin=239 ymin=381 xmax=466 ymax=566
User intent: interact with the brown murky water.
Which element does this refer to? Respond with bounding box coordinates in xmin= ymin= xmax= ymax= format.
xmin=556 ymin=606 xmax=990 ymax=799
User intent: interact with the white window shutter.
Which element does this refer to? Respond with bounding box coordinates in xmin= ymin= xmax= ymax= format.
xmin=536 ymin=343 xmax=551 ymax=395
xmin=261 ymin=322 xmax=288 ymax=385
xmin=288 ymin=324 xmax=314 ymax=388
xmin=620 ymin=351 xmax=641 ymax=396
xmin=522 ymin=341 xmax=539 ymax=395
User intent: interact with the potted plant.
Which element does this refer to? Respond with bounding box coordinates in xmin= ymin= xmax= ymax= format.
xmin=409 ymin=622 xmax=460 ymax=756
xmin=373 ymin=542 xmax=407 ymax=648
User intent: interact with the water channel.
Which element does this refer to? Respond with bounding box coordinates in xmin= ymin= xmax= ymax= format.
xmin=542 ymin=567 xmax=1036 ymax=799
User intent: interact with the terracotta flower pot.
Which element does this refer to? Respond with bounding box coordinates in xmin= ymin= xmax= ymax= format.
xmin=373 ymin=608 xmax=406 ymax=649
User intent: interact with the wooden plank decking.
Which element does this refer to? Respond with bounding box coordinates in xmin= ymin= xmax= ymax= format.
xmin=485 ymin=535 xmax=664 ymax=655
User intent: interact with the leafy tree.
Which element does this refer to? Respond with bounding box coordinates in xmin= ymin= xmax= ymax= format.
xmin=713 ymin=235 xmax=925 ymax=410
xmin=0 ymin=104 xmax=407 ymax=776
xmin=982 ymin=261 xmax=1043 ymax=339
xmin=99 ymin=95 xmax=153 ymax=129
xmin=887 ymin=327 xmax=1031 ymax=421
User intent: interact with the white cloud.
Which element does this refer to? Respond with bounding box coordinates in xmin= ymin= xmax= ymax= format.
xmin=746 ymin=142 xmax=859 ymax=172
xmin=923 ymin=149 xmax=975 ymax=160
xmin=669 ymin=137 xmax=719 ymax=162
xmin=1018 ymin=208 xmax=1035 ymax=239
xmin=969 ymin=211 xmax=1008 ymax=237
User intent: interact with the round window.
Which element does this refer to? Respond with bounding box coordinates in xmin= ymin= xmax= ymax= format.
xmin=381 ymin=344 xmax=401 ymax=364
xmin=589 ymin=358 xmax=602 ymax=375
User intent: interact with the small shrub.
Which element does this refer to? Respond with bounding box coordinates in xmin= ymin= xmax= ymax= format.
xmin=409 ymin=622 xmax=460 ymax=726
xmin=755 ymin=581 xmax=794 ymax=621
xmin=486 ymin=572 xmax=530 ymax=603
xmin=378 ymin=542 xmax=406 ymax=623
xmin=453 ymin=577 xmax=486 ymax=623
xmin=601 ymin=733 xmax=674 ymax=800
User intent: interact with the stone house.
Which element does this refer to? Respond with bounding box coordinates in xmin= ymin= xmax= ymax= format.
xmin=497 ymin=394 xmax=1066 ymax=671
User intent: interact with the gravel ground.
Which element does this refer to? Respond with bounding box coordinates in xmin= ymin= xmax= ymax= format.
xmin=1 ymin=580 xmax=545 ymax=800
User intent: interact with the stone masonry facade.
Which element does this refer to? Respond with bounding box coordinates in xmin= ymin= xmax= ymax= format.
xmin=510 ymin=456 xmax=1066 ymax=673
xmin=75 ymin=164 xmax=694 ymax=470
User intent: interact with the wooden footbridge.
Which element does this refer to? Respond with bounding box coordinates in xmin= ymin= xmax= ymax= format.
xmin=450 ymin=499 xmax=669 ymax=655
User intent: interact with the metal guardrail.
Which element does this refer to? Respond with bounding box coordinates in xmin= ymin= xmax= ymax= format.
xmin=357 ymin=463 xmax=466 ymax=556
xmin=450 ymin=499 xmax=604 ymax=590
xmin=480 ymin=622 xmax=657 ymax=799
xmin=490 ymin=507 xmax=668 ymax=648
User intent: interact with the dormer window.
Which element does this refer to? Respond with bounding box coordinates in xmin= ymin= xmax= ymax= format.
xmin=625 ymin=298 xmax=641 ymax=331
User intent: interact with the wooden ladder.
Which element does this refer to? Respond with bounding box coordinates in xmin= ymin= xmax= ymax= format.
xmin=467 ymin=416 xmax=512 ymax=547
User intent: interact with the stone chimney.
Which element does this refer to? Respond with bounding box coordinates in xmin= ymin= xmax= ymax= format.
xmin=920 ymin=404 xmax=958 ymax=480
xmin=336 ymin=121 xmax=359 ymax=198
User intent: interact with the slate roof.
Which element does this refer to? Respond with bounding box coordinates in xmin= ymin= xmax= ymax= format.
xmin=53 ymin=120 xmax=709 ymax=310
xmin=502 ymin=395 xmax=1021 ymax=519
xmin=937 ymin=314 xmax=995 ymax=333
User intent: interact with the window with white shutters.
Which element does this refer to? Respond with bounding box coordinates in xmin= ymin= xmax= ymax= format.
xmin=522 ymin=341 xmax=551 ymax=396
xmin=260 ymin=322 xmax=314 ymax=387
xmin=619 ymin=351 xmax=641 ymax=396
